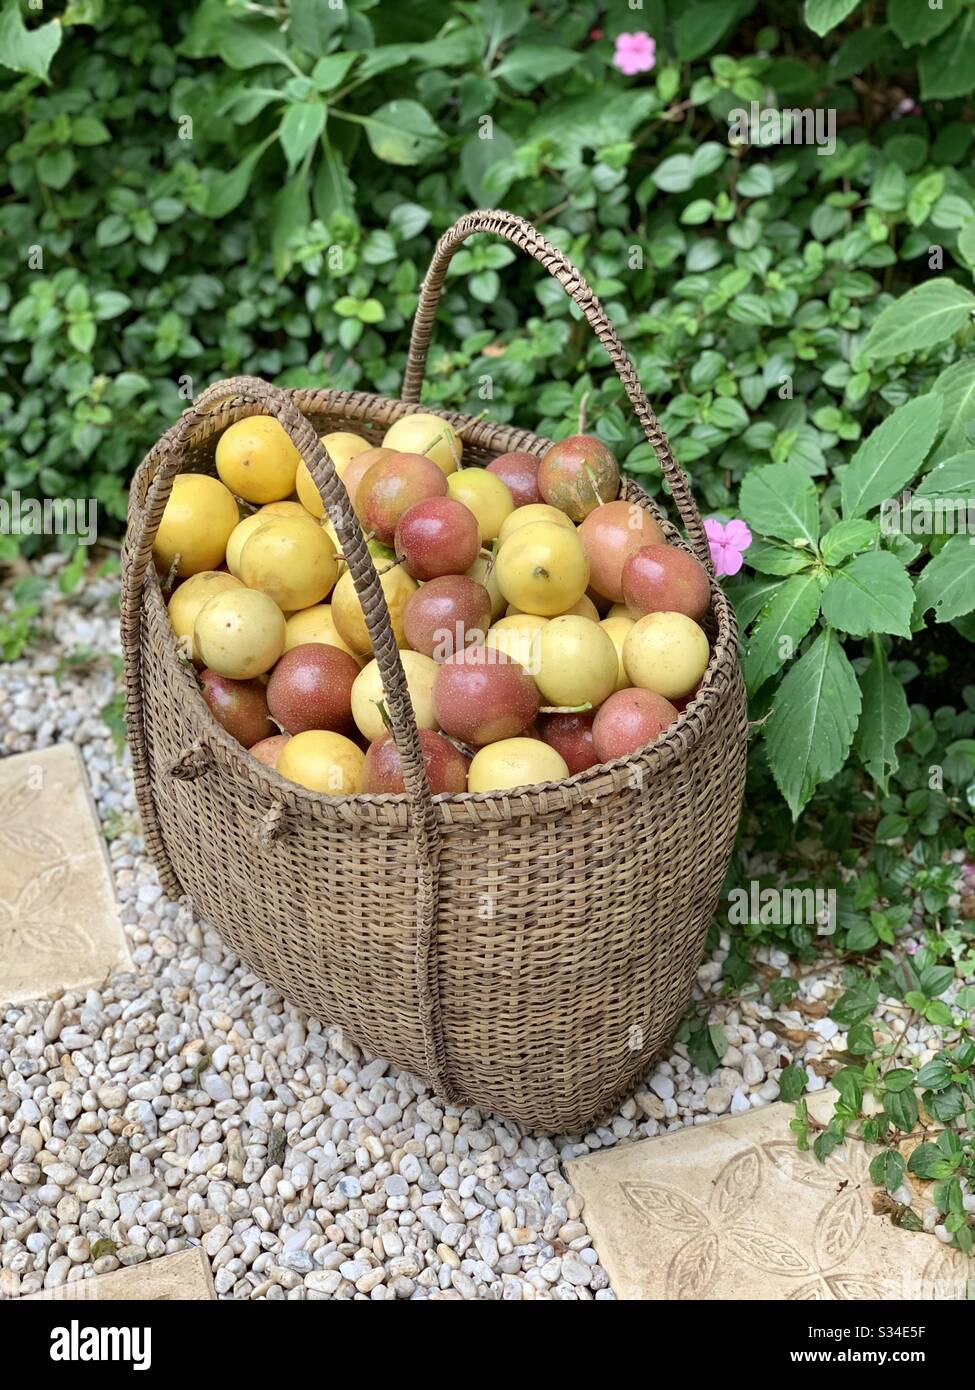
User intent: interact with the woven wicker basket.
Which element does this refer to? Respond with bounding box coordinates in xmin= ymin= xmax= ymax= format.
xmin=121 ymin=210 xmax=747 ymax=1131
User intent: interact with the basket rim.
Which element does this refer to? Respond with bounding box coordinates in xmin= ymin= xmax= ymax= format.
xmin=136 ymin=387 xmax=742 ymax=825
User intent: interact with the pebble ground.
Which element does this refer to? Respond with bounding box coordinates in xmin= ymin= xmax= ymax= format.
xmin=0 ymin=566 xmax=955 ymax=1299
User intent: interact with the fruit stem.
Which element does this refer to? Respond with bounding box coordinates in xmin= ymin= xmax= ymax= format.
xmin=583 ymin=463 xmax=603 ymax=504
xmin=162 ymin=554 xmax=181 ymax=595
xmin=539 ymin=703 xmax=593 ymax=715
xmin=424 ymin=428 xmax=464 ymax=470
xmin=441 ymin=732 xmax=476 ymax=759
xmin=373 ymin=699 xmax=392 ymax=731
xmin=374 ymin=558 xmax=404 ymax=576
xmin=455 ymin=410 xmax=488 ymax=441
xmin=577 ymin=391 xmax=589 ymax=436
xmin=478 ymin=546 xmax=496 ymax=569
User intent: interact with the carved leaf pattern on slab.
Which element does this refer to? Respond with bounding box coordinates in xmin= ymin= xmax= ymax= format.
xmin=622 ymin=1181 xmax=709 ymax=1234
xmin=665 ymin=1230 xmax=720 ymax=1300
xmin=921 ymin=1250 xmax=969 ymax=1301
xmin=725 ymin=1224 xmax=812 ymax=1277
xmin=0 ymin=778 xmax=62 ymax=861
xmin=709 ymin=1146 xmax=762 ymax=1222
xmin=761 ymin=1140 xmax=846 ymax=1190
xmin=17 ymin=862 xmax=68 ymax=915
xmin=613 ymin=1126 xmax=898 ymax=1300
xmin=815 ymin=1186 xmax=865 ymax=1271
xmin=787 ymin=1278 xmax=831 ymax=1300
xmin=826 ymin=1275 xmax=892 ymax=1300
xmin=0 ymin=824 xmax=63 ymax=859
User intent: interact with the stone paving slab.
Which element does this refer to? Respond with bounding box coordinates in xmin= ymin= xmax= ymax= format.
xmin=23 ymin=1247 xmax=215 ymax=1301
xmin=0 ymin=743 xmax=131 ymax=1006
xmin=567 ymin=1091 xmax=969 ymax=1300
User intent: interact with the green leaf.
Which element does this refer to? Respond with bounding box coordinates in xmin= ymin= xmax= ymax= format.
xmin=832 ymin=981 xmax=879 ymax=1025
xmin=779 ymin=1064 xmax=808 ymax=1102
xmin=915 ymin=534 xmax=975 ymax=623
xmin=310 ymin=52 xmax=357 ymax=92
xmin=959 ymin=221 xmax=975 ymax=268
xmin=764 ymin=628 xmax=862 ymax=818
xmin=820 ymin=519 xmax=878 ymax=566
xmin=908 ymin=1143 xmax=956 ymax=1180
xmin=0 ymin=0 xmax=62 ymax=80
xmin=855 ymin=643 xmax=910 ymax=793
xmin=187 ymin=13 xmax=297 ymax=73
xmin=205 ymin=135 xmax=276 ymax=219
xmin=743 ymin=572 xmax=822 ymax=694
xmin=95 ymin=213 xmax=129 ymax=248
xmin=492 ymin=44 xmax=576 ymax=93
xmin=834 ymin=1066 xmax=865 ymax=1109
xmin=279 ymin=102 xmax=325 ymax=174
xmin=929 ymin=359 xmax=975 ymax=466
xmin=675 ymin=2 xmax=738 ymax=59
xmin=740 ymin=461 xmax=820 ymax=546
xmin=312 ymin=138 xmax=355 ymax=224
xmin=869 ymin=1149 xmax=906 ymax=1194
xmin=919 ymin=12 xmax=975 ymax=100
xmin=290 ymin=0 xmax=348 ymax=58
xmin=746 ymin=538 xmax=814 ymax=575
xmin=888 ymin=0 xmax=960 ymax=46
xmin=731 ymin=575 xmax=787 ymax=628
xmin=461 ymin=127 xmax=516 ymax=205
xmin=864 ymin=280 xmax=975 ymax=361
xmin=804 ymin=0 xmax=860 ymax=36
xmin=919 ymin=964 xmax=955 ymax=998
xmin=917 ymin=1056 xmax=954 ymax=1092
xmin=915 ymin=450 xmax=975 ymax=501
xmin=361 ymin=100 xmax=445 ymax=166
xmin=821 ymin=551 xmax=915 ymax=638
xmin=270 ymin=167 xmax=310 ymax=278
xmin=840 ymin=394 xmax=942 ymax=519
xmin=71 ymin=115 xmax=111 ymax=145
xmin=883 ymin=1086 xmax=919 ymax=1133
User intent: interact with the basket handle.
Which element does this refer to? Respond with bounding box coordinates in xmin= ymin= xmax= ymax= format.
xmin=403 ymin=208 xmax=713 ymax=571
xmin=120 ymin=375 xmax=451 ymax=1097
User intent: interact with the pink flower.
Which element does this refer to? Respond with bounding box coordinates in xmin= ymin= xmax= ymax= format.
xmin=705 ymin=518 xmax=752 ymax=578
xmin=613 ymin=31 xmax=656 ymax=76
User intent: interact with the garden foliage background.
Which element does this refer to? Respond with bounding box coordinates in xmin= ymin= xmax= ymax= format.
xmin=2 ymin=0 xmax=975 ymax=822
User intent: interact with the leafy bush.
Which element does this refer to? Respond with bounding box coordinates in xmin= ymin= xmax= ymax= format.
xmin=2 ymin=0 xmax=975 ymax=820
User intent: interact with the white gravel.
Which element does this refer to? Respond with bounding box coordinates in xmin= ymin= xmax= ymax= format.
xmin=0 ymin=562 xmax=952 ymax=1299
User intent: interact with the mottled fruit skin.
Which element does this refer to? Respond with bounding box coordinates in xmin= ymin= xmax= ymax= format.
xmin=249 ymin=733 xmax=290 ymax=769
xmin=537 ymin=711 xmax=598 ymax=775
xmin=433 ymin=647 xmax=540 ymax=747
xmin=486 ymin=451 xmax=542 ymax=507
xmin=340 ymin=447 xmax=390 ymax=511
xmin=403 ymin=576 xmax=492 ymax=661
xmin=579 ymin=500 xmax=666 ymax=602
xmin=592 ymin=688 xmax=679 ymax=762
xmin=622 ymin=544 xmax=710 ymax=622
xmin=266 ymin=642 xmax=360 ymax=735
xmin=394 ymin=496 xmax=480 ymax=580
xmin=199 ymin=669 xmax=275 ymax=748
xmin=355 ymin=451 xmax=447 ymax=543
xmin=362 ymin=729 xmax=470 ymax=795
xmin=537 ymin=434 xmax=621 ymax=522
